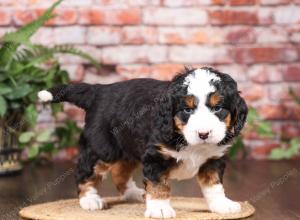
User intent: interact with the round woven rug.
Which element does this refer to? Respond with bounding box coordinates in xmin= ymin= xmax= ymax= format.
xmin=19 ymin=197 xmax=255 ymax=220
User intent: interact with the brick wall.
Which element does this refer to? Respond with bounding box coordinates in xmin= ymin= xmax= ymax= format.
xmin=1 ymin=0 xmax=300 ymax=159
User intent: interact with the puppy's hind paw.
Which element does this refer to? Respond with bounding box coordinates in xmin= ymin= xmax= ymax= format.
xmin=79 ymin=194 xmax=107 ymax=211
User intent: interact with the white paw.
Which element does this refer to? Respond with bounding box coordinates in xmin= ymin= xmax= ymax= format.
xmin=122 ymin=186 xmax=145 ymax=202
xmin=144 ymin=198 xmax=176 ymax=219
xmin=79 ymin=194 xmax=107 ymax=211
xmin=208 ymin=198 xmax=241 ymax=214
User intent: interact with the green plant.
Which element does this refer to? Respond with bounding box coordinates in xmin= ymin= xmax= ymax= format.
xmin=18 ymin=120 xmax=82 ymax=160
xmin=0 ymin=0 xmax=98 ymax=160
xmin=269 ymin=88 xmax=300 ymax=160
xmin=229 ymin=108 xmax=274 ymax=159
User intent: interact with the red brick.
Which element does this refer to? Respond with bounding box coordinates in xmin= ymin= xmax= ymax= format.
xmin=95 ymin=0 xmax=160 ymax=6
xmin=13 ymin=9 xmax=38 ymax=25
xmin=257 ymin=104 xmax=283 ymax=120
xmin=158 ymin=27 xmax=225 ymax=44
xmin=274 ymin=6 xmax=300 ymax=24
xmin=282 ymin=64 xmax=300 ymax=81
xmin=231 ymin=47 xmax=298 ymax=64
xmin=79 ymin=8 xmax=141 ymax=25
xmin=117 ymin=65 xmax=152 ymax=79
xmin=122 ymin=26 xmax=157 ymax=44
xmin=83 ymin=69 xmax=125 ymax=84
xmin=229 ymin=0 xmax=256 ymax=5
xmin=62 ymin=64 xmax=85 ymax=83
xmin=251 ymin=140 xmax=281 ymax=159
xmin=281 ymin=122 xmax=300 ymax=139
xmin=46 ymin=8 xmax=78 ymax=26
xmin=215 ymin=65 xmax=247 ymax=82
xmin=87 ymin=27 xmax=122 ymax=45
xmin=110 ymin=8 xmax=141 ymax=25
xmin=257 ymin=103 xmax=300 ymax=120
xmin=53 ymin=26 xmax=85 ymax=44
xmin=14 ymin=8 xmax=77 ymax=26
xmin=0 ymin=8 xmax=11 ymax=25
xmin=64 ymin=104 xmax=85 ymax=122
xmin=226 ymin=27 xmax=255 ymax=44
xmin=169 ymin=45 xmax=232 ymax=64
xmin=260 ymin=0 xmax=290 ymax=5
xmin=163 ymin=0 xmax=225 ymax=6
xmin=239 ymin=83 xmax=266 ymax=102
xmin=78 ymin=8 xmax=105 ymax=25
xmin=31 ymin=27 xmax=53 ymax=44
xmin=144 ymin=8 xmax=208 ymax=25
xmin=256 ymin=27 xmax=288 ymax=43
xmin=268 ymin=84 xmax=300 ymax=101
xmin=209 ymin=10 xmax=258 ymax=25
xmin=102 ymin=46 xmax=168 ymax=64
xmin=151 ymin=64 xmax=184 ymax=80
xmin=247 ymin=65 xmax=283 ymax=83
xmin=283 ymin=102 xmax=300 ymax=120
xmin=257 ymin=8 xmax=273 ymax=25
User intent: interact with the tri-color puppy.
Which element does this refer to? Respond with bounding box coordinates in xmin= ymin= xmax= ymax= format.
xmin=38 ymin=67 xmax=248 ymax=219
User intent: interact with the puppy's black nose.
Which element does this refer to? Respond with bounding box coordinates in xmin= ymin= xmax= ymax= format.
xmin=198 ymin=132 xmax=209 ymax=140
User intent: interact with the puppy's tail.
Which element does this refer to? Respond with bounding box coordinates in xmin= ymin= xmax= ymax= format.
xmin=38 ymin=83 xmax=95 ymax=110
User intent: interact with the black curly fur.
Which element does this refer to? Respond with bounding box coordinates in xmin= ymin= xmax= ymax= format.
xmin=43 ymin=67 xmax=247 ymax=186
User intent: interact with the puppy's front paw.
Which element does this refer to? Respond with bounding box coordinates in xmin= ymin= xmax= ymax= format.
xmin=144 ymin=199 xmax=176 ymax=219
xmin=79 ymin=194 xmax=107 ymax=211
xmin=208 ymin=198 xmax=241 ymax=214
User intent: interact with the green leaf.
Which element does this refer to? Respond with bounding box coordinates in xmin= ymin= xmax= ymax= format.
xmin=269 ymin=148 xmax=289 ymax=160
xmin=52 ymin=45 xmax=100 ymax=69
xmin=257 ymin=121 xmax=273 ymax=137
xmin=246 ymin=108 xmax=259 ymax=124
xmin=0 ymin=0 xmax=63 ymax=69
xmin=0 ymin=0 xmax=62 ymax=45
xmin=18 ymin=131 xmax=35 ymax=143
xmin=0 ymin=95 xmax=7 ymax=117
xmin=40 ymin=143 xmax=55 ymax=152
xmin=51 ymin=103 xmax=63 ymax=115
xmin=0 ymin=83 xmax=12 ymax=95
xmin=36 ymin=130 xmax=52 ymax=142
xmin=24 ymin=104 xmax=38 ymax=127
xmin=5 ymin=84 xmax=32 ymax=100
xmin=28 ymin=145 xmax=39 ymax=159
xmin=229 ymin=137 xmax=244 ymax=159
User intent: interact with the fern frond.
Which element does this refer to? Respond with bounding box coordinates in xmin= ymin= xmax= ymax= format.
xmin=0 ymin=0 xmax=63 ymax=68
xmin=52 ymin=45 xmax=100 ymax=69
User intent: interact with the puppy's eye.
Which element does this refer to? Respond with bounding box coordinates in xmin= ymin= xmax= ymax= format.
xmin=213 ymin=106 xmax=222 ymax=112
xmin=184 ymin=108 xmax=194 ymax=114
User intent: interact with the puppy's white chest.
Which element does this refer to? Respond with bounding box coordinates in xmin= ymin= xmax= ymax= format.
xmin=163 ymin=144 xmax=228 ymax=181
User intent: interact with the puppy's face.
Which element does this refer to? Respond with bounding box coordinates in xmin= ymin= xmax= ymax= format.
xmin=170 ymin=68 xmax=248 ymax=146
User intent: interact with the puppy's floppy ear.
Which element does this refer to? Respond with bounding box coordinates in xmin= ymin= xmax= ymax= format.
xmin=153 ymin=90 xmax=174 ymax=143
xmin=232 ymin=94 xmax=248 ymax=136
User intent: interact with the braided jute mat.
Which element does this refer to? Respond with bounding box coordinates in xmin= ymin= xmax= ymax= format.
xmin=19 ymin=197 xmax=255 ymax=220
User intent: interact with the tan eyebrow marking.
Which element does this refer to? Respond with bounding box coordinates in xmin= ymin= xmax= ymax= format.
xmin=209 ymin=92 xmax=221 ymax=107
xmin=185 ymin=95 xmax=196 ymax=109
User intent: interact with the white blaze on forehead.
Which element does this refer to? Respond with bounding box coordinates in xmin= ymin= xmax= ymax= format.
xmin=184 ymin=68 xmax=220 ymax=104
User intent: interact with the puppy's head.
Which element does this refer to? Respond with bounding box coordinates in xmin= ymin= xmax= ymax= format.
xmin=156 ymin=67 xmax=248 ymax=147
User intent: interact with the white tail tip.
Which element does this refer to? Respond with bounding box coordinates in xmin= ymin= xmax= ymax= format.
xmin=38 ymin=90 xmax=53 ymax=102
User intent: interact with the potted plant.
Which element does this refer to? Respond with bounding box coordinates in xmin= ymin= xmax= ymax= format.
xmin=0 ymin=0 xmax=99 ymax=174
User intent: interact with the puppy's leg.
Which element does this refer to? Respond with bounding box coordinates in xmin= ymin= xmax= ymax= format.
xmin=144 ymin=180 xmax=175 ymax=219
xmin=142 ymin=149 xmax=176 ymax=219
xmin=111 ymin=160 xmax=144 ymax=202
xmin=76 ymin=150 xmax=109 ymax=211
xmin=198 ymin=158 xmax=241 ymax=214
